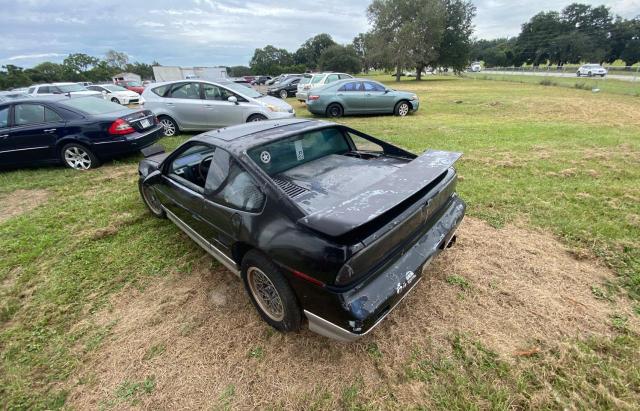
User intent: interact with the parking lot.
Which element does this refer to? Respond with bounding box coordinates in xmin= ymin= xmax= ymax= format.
xmin=2 ymin=74 xmax=639 ymax=409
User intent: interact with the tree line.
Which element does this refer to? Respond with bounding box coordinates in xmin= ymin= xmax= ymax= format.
xmin=471 ymin=3 xmax=640 ymax=68
xmin=0 ymin=50 xmax=157 ymax=90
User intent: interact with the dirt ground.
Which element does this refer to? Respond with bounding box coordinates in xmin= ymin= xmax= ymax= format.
xmin=0 ymin=189 xmax=50 ymax=224
xmin=67 ymin=217 xmax=638 ymax=409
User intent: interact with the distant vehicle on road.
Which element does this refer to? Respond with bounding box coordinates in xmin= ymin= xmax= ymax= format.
xmin=577 ymin=64 xmax=607 ymax=77
xmin=141 ymin=80 xmax=295 ymax=136
xmin=115 ymin=80 xmax=145 ymax=94
xmin=0 ymin=96 xmax=162 ymax=170
xmin=305 ymin=79 xmax=419 ymax=118
xmin=27 ymin=83 xmax=103 ymax=98
xmin=87 ymin=84 xmax=144 ymax=106
xmin=469 ymin=62 xmax=482 ymax=72
xmin=267 ymin=76 xmax=301 ymax=99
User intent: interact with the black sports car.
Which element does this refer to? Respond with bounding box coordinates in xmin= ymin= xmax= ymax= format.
xmin=0 ymin=96 xmax=163 ymax=170
xmin=138 ymin=119 xmax=465 ymax=341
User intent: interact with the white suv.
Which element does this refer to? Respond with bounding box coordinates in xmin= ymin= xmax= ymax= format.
xmin=576 ymin=64 xmax=607 ymax=77
xmin=27 ymin=82 xmax=103 ymax=98
xmin=296 ymin=72 xmax=353 ymax=102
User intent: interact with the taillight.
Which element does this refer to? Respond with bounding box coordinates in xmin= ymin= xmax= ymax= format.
xmin=292 ymin=269 xmax=325 ymax=287
xmin=108 ymin=118 xmax=134 ymax=135
xmin=308 ymin=95 xmax=320 ymax=101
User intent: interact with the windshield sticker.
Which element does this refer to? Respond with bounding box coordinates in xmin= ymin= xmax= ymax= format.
xmin=294 ymin=140 xmax=304 ymax=161
xmin=260 ymin=151 xmax=271 ymax=164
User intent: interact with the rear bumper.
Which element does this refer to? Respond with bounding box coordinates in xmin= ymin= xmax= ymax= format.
xmin=296 ymin=91 xmax=309 ymax=101
xmin=92 ymin=125 xmax=163 ymax=157
xmin=304 ymin=195 xmax=466 ymax=341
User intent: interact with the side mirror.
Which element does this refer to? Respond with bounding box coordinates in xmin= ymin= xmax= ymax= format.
xmin=143 ymin=169 xmax=163 ymax=186
xmin=384 ymin=89 xmax=390 ymax=94
xmin=228 ymin=96 xmax=238 ymax=104
xmin=101 ymin=90 xmax=108 ymax=98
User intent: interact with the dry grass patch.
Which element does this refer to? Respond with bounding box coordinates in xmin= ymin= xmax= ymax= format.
xmin=0 ymin=189 xmax=50 ymax=224
xmin=67 ymin=218 xmax=637 ymax=409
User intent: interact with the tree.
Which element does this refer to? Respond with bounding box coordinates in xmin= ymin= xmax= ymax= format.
xmin=86 ymin=61 xmax=118 ymax=82
xmin=318 ymin=45 xmax=362 ymax=73
xmin=63 ymin=53 xmax=98 ymax=74
xmin=228 ymin=65 xmax=252 ymax=77
xmin=434 ymin=0 xmax=476 ymax=74
xmin=0 ymin=65 xmax=32 ymax=89
xmin=105 ymin=50 xmax=129 ymax=70
xmin=25 ymin=62 xmax=65 ymax=83
xmin=294 ymin=34 xmax=337 ymax=69
xmin=125 ymin=62 xmax=154 ymax=79
xmin=249 ymin=45 xmax=294 ymax=75
xmin=352 ymin=33 xmax=373 ymax=73
xmin=608 ymin=17 xmax=640 ymax=66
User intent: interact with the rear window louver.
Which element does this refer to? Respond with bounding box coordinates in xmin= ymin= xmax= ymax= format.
xmin=272 ymin=178 xmax=308 ymax=198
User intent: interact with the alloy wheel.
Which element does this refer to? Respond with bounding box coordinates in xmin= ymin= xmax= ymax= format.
xmin=247 ymin=267 xmax=285 ymax=321
xmin=398 ymin=103 xmax=410 ymax=116
xmin=280 ymin=90 xmax=288 ymax=99
xmin=160 ymin=118 xmax=176 ymax=136
xmin=64 ymin=146 xmax=92 ymax=170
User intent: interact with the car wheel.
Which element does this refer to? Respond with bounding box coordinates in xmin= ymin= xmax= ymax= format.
xmin=241 ymin=250 xmax=302 ymax=332
xmin=110 ymin=97 xmax=120 ymax=104
xmin=247 ymin=114 xmax=268 ymax=122
xmin=395 ymin=101 xmax=411 ymax=117
xmin=588 ymin=71 xmax=593 ymax=77
xmin=61 ymin=143 xmax=100 ymax=170
xmin=576 ymin=72 xmax=581 ymax=77
xmin=159 ymin=116 xmax=178 ymax=136
xmin=138 ymin=180 xmax=165 ymax=218
xmin=326 ymin=103 xmax=343 ymax=118
xmin=279 ymin=90 xmax=288 ymax=99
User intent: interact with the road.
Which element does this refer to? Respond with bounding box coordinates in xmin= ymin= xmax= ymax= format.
xmin=477 ymin=70 xmax=639 ymax=82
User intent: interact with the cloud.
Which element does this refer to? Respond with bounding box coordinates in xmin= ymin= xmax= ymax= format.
xmin=6 ymin=53 xmax=66 ymax=61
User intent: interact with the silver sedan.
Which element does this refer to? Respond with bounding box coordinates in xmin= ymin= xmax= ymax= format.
xmin=142 ymin=80 xmax=296 ymax=136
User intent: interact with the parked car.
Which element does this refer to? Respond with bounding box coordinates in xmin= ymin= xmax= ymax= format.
xmin=469 ymin=62 xmax=482 ymax=72
xmin=0 ymin=96 xmax=162 ymax=170
xmin=87 ymin=84 xmax=144 ymax=106
xmin=115 ymin=80 xmax=145 ymax=94
xmin=267 ymin=76 xmax=301 ymax=99
xmin=27 ymin=83 xmax=103 ymax=98
xmin=230 ymin=77 xmax=253 ymax=87
xmin=77 ymin=81 xmax=93 ymax=87
xmin=137 ymin=119 xmax=465 ymax=340
xmin=295 ymin=72 xmax=353 ymax=102
xmin=306 ymin=79 xmax=419 ymax=117
xmin=141 ymin=80 xmax=295 ymax=136
xmin=577 ymin=64 xmax=607 ymax=77
xmin=251 ymin=76 xmax=272 ymax=85
xmin=266 ymin=73 xmax=301 ymax=86
xmin=0 ymin=91 xmax=30 ymax=102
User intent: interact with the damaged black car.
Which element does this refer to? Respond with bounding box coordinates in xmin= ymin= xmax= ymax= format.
xmin=138 ymin=119 xmax=465 ymax=341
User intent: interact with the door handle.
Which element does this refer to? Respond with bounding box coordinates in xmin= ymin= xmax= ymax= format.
xmin=44 ymin=128 xmax=57 ymax=133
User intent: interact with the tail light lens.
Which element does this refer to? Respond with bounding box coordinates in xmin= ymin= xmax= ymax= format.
xmin=108 ymin=118 xmax=135 ymax=135
xmin=308 ymin=95 xmax=320 ymax=101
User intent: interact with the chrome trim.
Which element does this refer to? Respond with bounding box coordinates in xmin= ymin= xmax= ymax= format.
xmin=304 ymin=276 xmax=423 ymax=342
xmin=162 ymin=206 xmax=240 ymax=277
xmin=0 ymin=146 xmax=49 ymax=154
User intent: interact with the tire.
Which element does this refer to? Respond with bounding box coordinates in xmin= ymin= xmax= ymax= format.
xmin=326 ymin=103 xmax=343 ymax=118
xmin=600 ymin=74 xmax=606 ymax=77
xmin=138 ymin=180 xmax=165 ymax=218
xmin=241 ymin=250 xmax=302 ymax=332
xmin=588 ymin=71 xmax=593 ymax=77
xmin=247 ymin=114 xmax=268 ymax=122
xmin=394 ymin=100 xmax=411 ymax=117
xmin=576 ymin=72 xmax=581 ymax=77
xmin=159 ymin=116 xmax=178 ymax=137
xmin=279 ymin=89 xmax=288 ymax=99
xmin=60 ymin=143 xmax=100 ymax=170
xmin=110 ymin=97 xmax=120 ymax=104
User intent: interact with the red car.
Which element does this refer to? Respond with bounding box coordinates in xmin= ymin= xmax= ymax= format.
xmin=115 ymin=80 xmax=145 ymax=95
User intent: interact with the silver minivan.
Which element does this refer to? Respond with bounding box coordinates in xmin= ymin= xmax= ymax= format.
xmin=142 ymin=80 xmax=295 ymax=136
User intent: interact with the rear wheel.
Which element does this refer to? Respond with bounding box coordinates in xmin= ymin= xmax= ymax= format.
xmin=241 ymin=251 xmax=301 ymax=332
xmin=61 ymin=143 xmax=99 ymax=170
xmin=159 ymin=116 xmax=178 ymax=136
xmin=326 ymin=103 xmax=343 ymax=118
xmin=279 ymin=89 xmax=288 ymax=99
xmin=139 ymin=180 xmax=165 ymax=218
xmin=247 ymin=114 xmax=268 ymax=122
xmin=394 ymin=101 xmax=411 ymax=116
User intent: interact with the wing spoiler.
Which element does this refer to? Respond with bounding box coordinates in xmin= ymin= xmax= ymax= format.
xmin=297 ymin=150 xmax=462 ymax=238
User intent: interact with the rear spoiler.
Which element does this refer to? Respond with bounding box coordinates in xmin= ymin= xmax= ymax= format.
xmin=298 ymin=150 xmax=462 ymax=238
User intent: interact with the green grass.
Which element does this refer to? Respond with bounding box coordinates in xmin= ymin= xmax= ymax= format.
xmin=1 ymin=74 xmax=639 ymax=409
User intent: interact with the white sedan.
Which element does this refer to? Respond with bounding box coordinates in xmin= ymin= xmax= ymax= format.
xmin=87 ymin=84 xmax=145 ymax=106
xmin=577 ymin=64 xmax=607 ymax=77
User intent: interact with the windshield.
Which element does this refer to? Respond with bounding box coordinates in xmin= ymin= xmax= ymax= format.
xmin=60 ymin=97 xmax=125 ymax=114
xmin=220 ymin=81 xmax=262 ymax=98
xmin=57 ymin=84 xmax=87 ymax=92
xmin=248 ymin=127 xmax=350 ymax=176
xmin=126 ymin=81 xmax=142 ymax=87
xmin=311 ymin=75 xmax=324 ymax=84
xmin=104 ymin=85 xmax=128 ymax=92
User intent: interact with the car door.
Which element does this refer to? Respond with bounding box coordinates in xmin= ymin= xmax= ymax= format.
xmin=336 ymin=81 xmax=365 ymax=113
xmin=166 ymin=82 xmax=205 ymax=129
xmin=0 ymin=105 xmax=12 ymax=164
xmin=363 ymin=81 xmax=395 ymax=113
xmin=287 ymin=78 xmax=300 ymax=94
xmin=201 ymin=83 xmax=243 ymax=128
xmin=200 ymin=148 xmax=265 ymax=257
xmin=6 ymin=102 xmax=66 ymax=164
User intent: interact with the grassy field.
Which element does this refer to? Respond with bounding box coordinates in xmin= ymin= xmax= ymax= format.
xmin=1 ymin=75 xmax=639 ymax=409
xmin=465 ymin=71 xmax=640 ymax=97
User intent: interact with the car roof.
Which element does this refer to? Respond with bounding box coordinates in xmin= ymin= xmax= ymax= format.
xmin=0 ymin=95 xmax=74 ymax=105
xmin=191 ymin=119 xmax=336 ymax=154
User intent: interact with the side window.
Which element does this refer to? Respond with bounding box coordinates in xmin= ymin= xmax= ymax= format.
xmin=151 ymin=84 xmax=170 ymax=97
xmin=27 ymin=87 xmax=35 ymax=94
xmin=348 ymin=132 xmax=383 ymax=152
xmin=326 ymin=74 xmax=339 ymax=83
xmin=0 ymin=106 xmax=8 ymax=128
xmin=203 ymin=84 xmax=235 ymax=101
xmin=169 ymin=82 xmax=201 ymax=99
xmin=206 ymin=149 xmax=265 ymax=212
xmin=168 ymin=144 xmax=216 ymax=190
xmin=339 ymin=74 xmax=353 ymax=79
xmin=338 ymin=82 xmax=362 ymax=92
xmin=14 ymin=104 xmax=45 ymax=125
xmin=363 ymin=82 xmax=385 ymax=92
xmin=45 ymin=107 xmax=63 ymax=122
xmin=37 ymin=86 xmax=50 ymax=94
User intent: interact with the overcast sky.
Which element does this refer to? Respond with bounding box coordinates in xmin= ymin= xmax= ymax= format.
xmin=1 ymin=0 xmax=638 ymax=68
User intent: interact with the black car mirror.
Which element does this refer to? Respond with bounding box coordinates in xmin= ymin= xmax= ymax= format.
xmin=143 ymin=169 xmax=163 ymax=186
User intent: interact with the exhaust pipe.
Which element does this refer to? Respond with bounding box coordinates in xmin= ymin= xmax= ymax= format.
xmin=440 ymin=234 xmax=457 ymax=250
